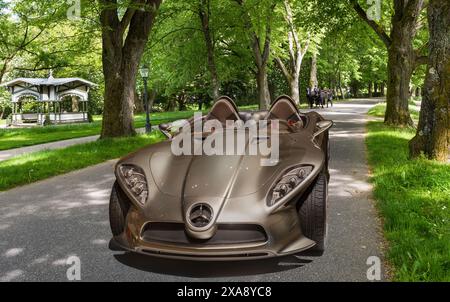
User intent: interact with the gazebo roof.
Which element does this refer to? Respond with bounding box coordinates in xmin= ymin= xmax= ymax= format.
xmin=1 ymin=77 xmax=96 ymax=88
xmin=1 ymin=74 xmax=96 ymax=104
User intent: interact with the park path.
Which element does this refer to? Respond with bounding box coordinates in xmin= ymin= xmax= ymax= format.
xmin=0 ymin=98 xmax=388 ymax=281
xmin=0 ymin=135 xmax=100 ymax=161
xmin=0 ymin=127 xmax=151 ymax=162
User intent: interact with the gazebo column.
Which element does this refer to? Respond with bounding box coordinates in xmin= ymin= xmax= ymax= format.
xmin=53 ymin=101 xmax=56 ymax=123
xmin=86 ymin=101 xmax=89 ymax=121
xmin=12 ymin=103 xmax=16 ymax=123
xmin=83 ymin=101 xmax=87 ymax=121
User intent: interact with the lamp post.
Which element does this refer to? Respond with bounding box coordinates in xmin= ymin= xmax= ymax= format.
xmin=140 ymin=65 xmax=151 ymax=134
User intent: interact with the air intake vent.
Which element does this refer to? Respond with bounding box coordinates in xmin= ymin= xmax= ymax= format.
xmin=142 ymin=223 xmax=268 ymax=246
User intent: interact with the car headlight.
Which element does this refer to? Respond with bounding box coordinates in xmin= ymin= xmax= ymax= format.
xmin=118 ymin=164 xmax=148 ymax=205
xmin=267 ymin=165 xmax=313 ymax=206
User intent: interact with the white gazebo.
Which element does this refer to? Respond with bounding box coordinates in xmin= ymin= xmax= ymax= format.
xmin=1 ymin=73 xmax=96 ymax=125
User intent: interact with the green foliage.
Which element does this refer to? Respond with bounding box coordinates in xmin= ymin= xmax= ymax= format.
xmin=366 ymin=121 xmax=450 ymax=281
xmin=0 ymin=0 xmax=428 ymax=112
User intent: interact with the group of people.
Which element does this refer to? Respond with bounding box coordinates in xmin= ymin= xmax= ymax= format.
xmin=306 ymin=86 xmax=334 ymax=109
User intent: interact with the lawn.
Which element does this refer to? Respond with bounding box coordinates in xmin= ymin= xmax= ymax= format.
xmin=366 ymin=121 xmax=450 ymax=281
xmin=368 ymin=102 xmax=420 ymax=120
xmin=0 ymin=110 xmax=198 ymax=151
xmin=0 ymin=132 xmax=165 ymax=191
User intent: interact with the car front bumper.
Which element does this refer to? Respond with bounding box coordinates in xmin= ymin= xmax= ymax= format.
xmin=111 ymin=206 xmax=316 ymax=261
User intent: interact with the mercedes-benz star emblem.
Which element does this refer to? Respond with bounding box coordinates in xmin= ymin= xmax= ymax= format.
xmin=189 ymin=204 xmax=213 ymax=228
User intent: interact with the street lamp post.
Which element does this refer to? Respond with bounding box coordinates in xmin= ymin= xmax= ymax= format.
xmin=140 ymin=65 xmax=151 ymax=134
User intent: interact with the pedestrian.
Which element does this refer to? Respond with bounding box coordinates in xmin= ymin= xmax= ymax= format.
xmin=313 ymin=86 xmax=319 ymax=108
xmin=327 ymin=89 xmax=333 ymax=108
xmin=306 ymin=87 xmax=313 ymax=108
xmin=319 ymin=88 xmax=325 ymax=109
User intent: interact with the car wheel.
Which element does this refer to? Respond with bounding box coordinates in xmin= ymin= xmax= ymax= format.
xmin=322 ymin=131 xmax=330 ymax=180
xmin=109 ymin=181 xmax=131 ymax=237
xmin=299 ymin=172 xmax=328 ymax=255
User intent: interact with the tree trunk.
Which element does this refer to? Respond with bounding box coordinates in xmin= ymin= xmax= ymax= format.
xmin=148 ymin=89 xmax=157 ymax=111
xmin=134 ymin=90 xmax=145 ymax=114
xmin=166 ymin=98 xmax=176 ymax=111
xmin=415 ymin=87 xmax=421 ymax=97
xmin=380 ymin=82 xmax=385 ymax=97
xmin=289 ymin=75 xmax=300 ymax=105
xmin=368 ymin=82 xmax=373 ymax=98
xmin=274 ymin=0 xmax=309 ymax=105
xmin=99 ymin=0 xmax=162 ymax=138
xmin=338 ymin=72 xmax=344 ymax=99
xmin=101 ymin=47 xmax=139 ymax=137
xmin=351 ymin=0 xmax=425 ymax=127
xmin=177 ymin=93 xmax=187 ymax=111
xmin=309 ymin=53 xmax=318 ymax=89
xmin=374 ymin=82 xmax=378 ymax=95
xmin=384 ymin=30 xmax=415 ymax=126
xmin=409 ymin=0 xmax=449 ymax=161
xmin=235 ymin=0 xmax=275 ymax=109
xmin=198 ymin=0 xmax=220 ymax=100
xmin=256 ymin=67 xmax=271 ymax=109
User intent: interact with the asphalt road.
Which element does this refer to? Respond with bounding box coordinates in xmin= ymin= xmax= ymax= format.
xmin=0 ymin=98 xmax=387 ymax=282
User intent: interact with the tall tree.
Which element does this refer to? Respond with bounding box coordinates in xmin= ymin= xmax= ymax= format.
xmin=409 ymin=0 xmax=449 ymax=161
xmin=274 ymin=0 xmax=310 ymax=104
xmin=98 ymin=0 xmax=162 ymax=138
xmin=234 ymin=0 xmax=277 ymax=109
xmin=351 ymin=0 xmax=427 ymax=126
xmin=198 ymin=0 xmax=220 ymax=99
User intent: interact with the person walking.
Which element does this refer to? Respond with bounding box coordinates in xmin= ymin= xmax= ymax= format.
xmin=306 ymin=87 xmax=313 ymax=108
xmin=319 ymin=87 xmax=325 ymax=109
xmin=313 ymin=86 xmax=319 ymax=108
xmin=327 ymin=89 xmax=334 ymax=108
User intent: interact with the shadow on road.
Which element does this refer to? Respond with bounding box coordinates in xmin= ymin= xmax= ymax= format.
xmin=113 ymin=252 xmax=314 ymax=278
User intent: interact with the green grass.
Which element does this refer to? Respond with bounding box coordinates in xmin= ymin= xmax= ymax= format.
xmin=368 ymin=103 xmax=420 ymax=120
xmin=0 ymin=110 xmax=197 ymax=151
xmin=0 ymin=132 xmax=165 ymax=191
xmin=366 ymin=121 xmax=450 ymax=281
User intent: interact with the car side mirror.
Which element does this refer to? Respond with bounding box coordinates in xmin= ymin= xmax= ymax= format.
xmin=159 ymin=119 xmax=190 ymax=139
xmin=159 ymin=123 xmax=172 ymax=139
xmin=313 ymin=120 xmax=333 ymax=139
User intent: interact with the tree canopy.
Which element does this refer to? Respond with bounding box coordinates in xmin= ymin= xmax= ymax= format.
xmin=1 ymin=0 xmax=445 ymax=159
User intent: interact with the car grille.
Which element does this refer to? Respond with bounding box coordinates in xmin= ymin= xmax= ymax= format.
xmin=141 ymin=222 xmax=268 ymax=246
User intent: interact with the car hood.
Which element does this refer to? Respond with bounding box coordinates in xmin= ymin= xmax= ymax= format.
xmin=149 ymin=133 xmax=306 ymax=198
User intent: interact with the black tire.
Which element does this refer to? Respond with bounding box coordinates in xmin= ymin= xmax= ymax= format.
xmin=299 ymin=172 xmax=328 ymax=255
xmin=322 ymin=131 xmax=331 ymax=181
xmin=109 ymin=181 xmax=131 ymax=237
